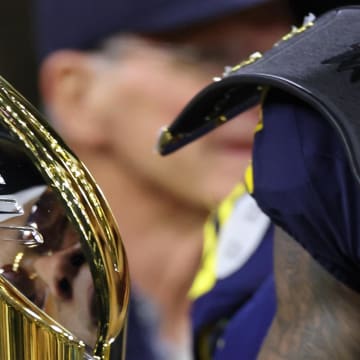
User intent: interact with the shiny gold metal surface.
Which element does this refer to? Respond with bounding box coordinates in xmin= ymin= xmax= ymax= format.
xmin=0 ymin=76 xmax=130 ymax=359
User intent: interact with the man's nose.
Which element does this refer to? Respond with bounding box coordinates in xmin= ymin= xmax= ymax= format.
xmin=34 ymin=245 xmax=86 ymax=300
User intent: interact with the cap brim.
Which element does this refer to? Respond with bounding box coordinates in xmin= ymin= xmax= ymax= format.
xmin=157 ymin=72 xmax=322 ymax=156
xmin=157 ymin=75 xmax=260 ymax=155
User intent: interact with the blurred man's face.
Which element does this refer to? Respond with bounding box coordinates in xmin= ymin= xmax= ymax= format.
xmin=42 ymin=1 xmax=292 ymax=208
xmin=88 ymin=41 xmax=260 ymax=208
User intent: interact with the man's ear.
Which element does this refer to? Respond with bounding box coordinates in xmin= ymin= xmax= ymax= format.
xmin=39 ymin=50 xmax=108 ymax=148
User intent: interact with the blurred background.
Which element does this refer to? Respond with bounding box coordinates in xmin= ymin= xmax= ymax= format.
xmin=0 ymin=1 xmax=39 ymax=106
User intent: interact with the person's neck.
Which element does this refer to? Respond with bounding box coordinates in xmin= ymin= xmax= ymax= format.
xmin=84 ymin=155 xmax=209 ymax=344
xmin=115 ymin=171 xmax=208 ymax=343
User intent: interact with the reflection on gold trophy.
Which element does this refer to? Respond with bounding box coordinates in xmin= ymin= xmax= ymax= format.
xmin=0 ymin=76 xmax=130 ymax=359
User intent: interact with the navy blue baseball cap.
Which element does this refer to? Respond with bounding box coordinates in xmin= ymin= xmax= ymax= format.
xmin=35 ymin=0 xmax=269 ymax=61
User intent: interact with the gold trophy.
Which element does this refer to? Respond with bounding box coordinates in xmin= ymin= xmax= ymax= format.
xmin=0 ymin=76 xmax=130 ymax=359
